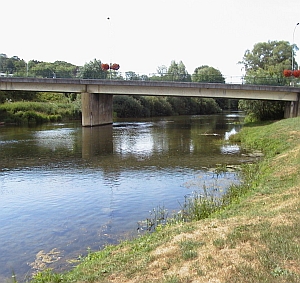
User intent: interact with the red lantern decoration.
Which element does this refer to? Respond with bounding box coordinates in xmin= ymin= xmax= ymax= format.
xmin=110 ymin=63 xmax=120 ymax=70
xmin=293 ymin=70 xmax=300 ymax=78
xmin=101 ymin=63 xmax=109 ymax=71
xmin=283 ymin=69 xmax=293 ymax=77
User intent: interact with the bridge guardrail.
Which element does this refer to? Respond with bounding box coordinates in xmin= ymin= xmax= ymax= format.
xmin=1 ymin=71 xmax=300 ymax=87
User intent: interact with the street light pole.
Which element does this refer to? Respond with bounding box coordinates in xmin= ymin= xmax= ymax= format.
xmin=107 ymin=17 xmax=112 ymax=79
xmin=292 ymin=22 xmax=299 ymax=71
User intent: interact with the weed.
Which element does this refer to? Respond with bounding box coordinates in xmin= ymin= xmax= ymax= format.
xmin=213 ymin=238 xmax=226 ymax=249
xmin=137 ymin=206 xmax=168 ymax=232
xmin=162 ymin=275 xmax=180 ymax=283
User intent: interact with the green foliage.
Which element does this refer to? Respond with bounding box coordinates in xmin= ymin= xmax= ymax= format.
xmin=238 ymin=100 xmax=285 ymax=122
xmin=0 ymin=100 xmax=79 ymax=124
xmin=78 ymin=59 xmax=108 ymax=79
xmin=191 ymin=65 xmax=230 ymax=110
xmin=152 ymin=61 xmax=191 ymax=82
xmin=113 ymin=95 xmax=221 ymax=118
xmin=146 ymin=96 xmax=174 ymax=116
xmin=0 ymin=90 xmax=39 ymax=103
xmin=30 ymin=61 xmax=78 ymax=78
xmin=0 ymin=54 xmax=78 ymax=78
xmin=0 ymin=54 xmax=26 ymax=75
xmin=239 ymin=40 xmax=296 ymax=120
xmin=244 ymin=68 xmax=288 ymax=86
xmin=166 ymin=60 xmax=191 ymax=82
xmin=29 ymin=269 xmax=63 ymax=283
xmin=240 ymin=40 xmax=297 ymax=86
xmin=125 ymin=71 xmax=142 ymax=80
xmin=192 ymin=65 xmax=225 ymax=83
xmin=179 ymin=240 xmax=202 ymax=260
xmin=240 ymin=40 xmax=296 ymax=72
xmin=167 ymin=96 xmax=221 ymax=115
xmin=113 ymin=95 xmax=146 ymax=118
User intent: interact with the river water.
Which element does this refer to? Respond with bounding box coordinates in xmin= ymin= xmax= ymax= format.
xmin=0 ymin=113 xmax=255 ymax=282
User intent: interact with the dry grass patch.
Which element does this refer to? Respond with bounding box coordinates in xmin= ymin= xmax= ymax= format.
xmin=140 ymin=217 xmax=266 ymax=282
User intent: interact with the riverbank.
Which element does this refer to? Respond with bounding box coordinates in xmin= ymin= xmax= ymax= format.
xmin=29 ymin=117 xmax=300 ymax=283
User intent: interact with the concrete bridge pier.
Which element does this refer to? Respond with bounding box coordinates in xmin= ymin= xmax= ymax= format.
xmin=284 ymin=94 xmax=300 ymax=118
xmin=81 ymin=92 xmax=113 ymax=127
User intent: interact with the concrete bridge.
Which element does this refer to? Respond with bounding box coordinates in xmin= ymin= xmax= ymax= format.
xmin=0 ymin=77 xmax=299 ymax=126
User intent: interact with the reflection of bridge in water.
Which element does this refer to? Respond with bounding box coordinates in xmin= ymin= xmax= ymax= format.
xmin=1 ymin=77 xmax=299 ymax=126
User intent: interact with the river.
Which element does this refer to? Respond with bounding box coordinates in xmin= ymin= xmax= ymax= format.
xmin=0 ymin=113 xmax=256 ymax=282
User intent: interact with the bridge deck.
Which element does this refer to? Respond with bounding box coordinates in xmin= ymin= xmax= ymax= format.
xmin=1 ymin=77 xmax=300 ymax=101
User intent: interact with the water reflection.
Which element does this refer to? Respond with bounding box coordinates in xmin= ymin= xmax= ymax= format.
xmin=0 ymin=113 xmax=257 ymax=282
xmin=82 ymin=125 xmax=113 ymax=158
xmin=221 ymin=127 xmax=240 ymax=154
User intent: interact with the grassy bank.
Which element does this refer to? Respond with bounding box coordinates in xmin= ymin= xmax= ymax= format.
xmin=0 ymin=95 xmax=81 ymax=125
xmin=28 ymin=117 xmax=300 ymax=283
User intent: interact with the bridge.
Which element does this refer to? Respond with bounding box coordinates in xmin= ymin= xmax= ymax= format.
xmin=0 ymin=77 xmax=299 ymax=126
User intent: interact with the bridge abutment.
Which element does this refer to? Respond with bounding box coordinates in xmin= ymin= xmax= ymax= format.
xmin=81 ymin=92 xmax=113 ymax=127
xmin=284 ymin=94 xmax=300 ymax=118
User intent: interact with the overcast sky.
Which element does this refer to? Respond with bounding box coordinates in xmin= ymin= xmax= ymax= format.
xmin=1 ymin=0 xmax=300 ymax=80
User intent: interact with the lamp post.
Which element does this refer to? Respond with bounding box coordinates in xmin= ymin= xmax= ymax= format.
xmin=292 ymin=22 xmax=299 ymax=71
xmin=107 ymin=17 xmax=112 ymax=79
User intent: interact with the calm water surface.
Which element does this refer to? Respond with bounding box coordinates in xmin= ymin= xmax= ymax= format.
xmin=0 ymin=113 xmax=256 ymax=282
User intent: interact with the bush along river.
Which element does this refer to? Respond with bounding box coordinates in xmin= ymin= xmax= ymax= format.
xmin=0 ymin=112 xmax=259 ymax=282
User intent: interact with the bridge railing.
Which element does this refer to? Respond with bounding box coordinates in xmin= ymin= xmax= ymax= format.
xmin=1 ymin=71 xmax=299 ymax=87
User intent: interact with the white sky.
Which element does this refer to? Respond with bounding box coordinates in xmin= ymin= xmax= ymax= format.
xmin=1 ymin=0 xmax=300 ymax=79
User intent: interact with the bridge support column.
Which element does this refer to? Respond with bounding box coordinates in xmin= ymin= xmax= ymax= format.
xmin=81 ymin=92 xmax=113 ymax=127
xmin=284 ymin=94 xmax=300 ymax=118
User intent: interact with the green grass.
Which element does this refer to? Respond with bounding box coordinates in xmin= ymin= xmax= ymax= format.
xmin=0 ymin=100 xmax=81 ymax=124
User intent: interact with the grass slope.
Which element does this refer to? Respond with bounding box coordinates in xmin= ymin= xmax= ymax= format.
xmin=30 ymin=117 xmax=300 ymax=283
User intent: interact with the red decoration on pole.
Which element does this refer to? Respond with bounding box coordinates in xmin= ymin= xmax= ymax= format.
xmin=101 ymin=63 xmax=120 ymax=71
xmin=283 ymin=69 xmax=293 ymax=77
xmin=101 ymin=63 xmax=109 ymax=71
xmin=110 ymin=63 xmax=120 ymax=70
xmin=293 ymin=70 xmax=300 ymax=78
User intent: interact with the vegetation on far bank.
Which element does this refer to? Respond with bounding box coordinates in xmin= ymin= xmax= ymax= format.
xmin=25 ymin=117 xmax=300 ymax=283
xmin=0 ymin=94 xmax=223 ymax=125
xmin=0 ymin=93 xmax=81 ymax=124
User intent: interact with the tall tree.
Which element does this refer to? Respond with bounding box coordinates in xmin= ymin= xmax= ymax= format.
xmin=165 ymin=60 xmax=191 ymax=82
xmin=240 ymin=40 xmax=297 ymax=85
xmin=240 ymin=40 xmax=296 ymax=72
xmin=238 ymin=41 xmax=295 ymax=121
xmin=78 ymin=59 xmax=108 ymax=79
xmin=192 ymin=65 xmax=225 ymax=83
xmin=191 ymin=65 xmax=232 ymax=109
xmin=125 ymin=71 xmax=140 ymax=80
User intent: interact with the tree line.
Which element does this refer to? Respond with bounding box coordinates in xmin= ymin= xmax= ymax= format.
xmin=0 ymin=40 xmax=298 ymax=122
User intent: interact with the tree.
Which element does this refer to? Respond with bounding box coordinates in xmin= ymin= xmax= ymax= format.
xmin=191 ymin=65 xmax=233 ymax=109
xmin=192 ymin=65 xmax=225 ymax=83
xmin=125 ymin=71 xmax=140 ymax=80
xmin=240 ymin=40 xmax=297 ymax=86
xmin=0 ymin=55 xmax=27 ymax=76
xmin=52 ymin=61 xmax=78 ymax=78
xmin=240 ymin=40 xmax=296 ymax=72
xmin=31 ymin=62 xmax=55 ymax=78
xmin=165 ymin=60 xmax=191 ymax=82
xmin=238 ymin=41 xmax=294 ymax=121
xmin=78 ymin=59 xmax=108 ymax=79
xmin=157 ymin=65 xmax=167 ymax=76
